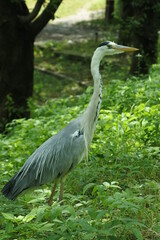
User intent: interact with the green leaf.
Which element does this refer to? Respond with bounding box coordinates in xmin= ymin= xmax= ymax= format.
xmin=63 ymin=206 xmax=75 ymax=217
xmin=103 ymin=182 xmax=110 ymax=187
xmin=83 ymin=183 xmax=96 ymax=194
xmin=23 ymin=214 xmax=36 ymax=223
xmin=5 ymin=222 xmax=14 ymax=233
xmin=38 ymin=222 xmax=55 ymax=232
xmin=2 ymin=213 xmax=15 ymax=222
xmin=28 ymin=197 xmax=45 ymax=203
xmin=132 ymin=228 xmax=143 ymax=240
xmin=53 ymin=218 xmax=63 ymax=224
xmin=23 ymin=208 xmax=37 ymax=222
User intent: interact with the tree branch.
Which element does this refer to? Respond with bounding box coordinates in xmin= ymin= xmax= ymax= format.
xmin=19 ymin=0 xmax=45 ymax=23
xmin=31 ymin=0 xmax=62 ymax=38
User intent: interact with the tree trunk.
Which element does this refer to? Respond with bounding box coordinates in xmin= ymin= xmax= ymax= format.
xmin=129 ymin=3 xmax=159 ymax=75
xmin=0 ymin=0 xmax=34 ymax=131
xmin=118 ymin=1 xmax=132 ymax=45
xmin=118 ymin=0 xmax=160 ymax=75
xmin=105 ymin=0 xmax=114 ymax=23
xmin=0 ymin=0 xmax=62 ymax=132
xmin=130 ymin=33 xmax=158 ymax=75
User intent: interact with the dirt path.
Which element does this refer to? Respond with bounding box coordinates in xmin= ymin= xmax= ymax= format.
xmin=35 ymin=9 xmax=105 ymax=43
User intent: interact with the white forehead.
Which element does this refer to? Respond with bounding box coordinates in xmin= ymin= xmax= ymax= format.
xmin=98 ymin=41 xmax=116 ymax=48
xmin=107 ymin=41 xmax=116 ymax=46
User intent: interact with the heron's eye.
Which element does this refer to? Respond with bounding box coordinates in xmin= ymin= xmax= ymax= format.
xmin=107 ymin=44 xmax=112 ymax=49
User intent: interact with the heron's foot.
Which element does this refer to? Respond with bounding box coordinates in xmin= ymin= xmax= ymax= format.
xmin=48 ymin=181 xmax=57 ymax=206
xmin=59 ymin=180 xmax=64 ymax=204
xmin=59 ymin=201 xmax=64 ymax=206
xmin=58 ymin=196 xmax=64 ymax=205
xmin=47 ymin=198 xmax=53 ymax=206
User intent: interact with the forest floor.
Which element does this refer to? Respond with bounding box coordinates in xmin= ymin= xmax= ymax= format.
xmin=33 ymin=9 xmax=114 ymax=100
xmin=35 ymin=9 xmax=105 ymax=43
xmin=33 ymin=10 xmax=130 ymax=101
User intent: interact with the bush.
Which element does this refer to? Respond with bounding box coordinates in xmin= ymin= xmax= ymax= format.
xmin=0 ymin=64 xmax=160 ymax=239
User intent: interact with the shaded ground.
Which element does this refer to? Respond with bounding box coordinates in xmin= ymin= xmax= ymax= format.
xmin=35 ymin=10 xmax=106 ymax=43
xmin=33 ymin=10 xmax=126 ymax=102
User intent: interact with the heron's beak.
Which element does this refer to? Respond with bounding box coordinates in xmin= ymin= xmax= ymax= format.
xmin=113 ymin=44 xmax=138 ymax=52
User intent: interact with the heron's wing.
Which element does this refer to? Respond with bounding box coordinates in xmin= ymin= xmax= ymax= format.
xmin=12 ymin=118 xmax=87 ymax=193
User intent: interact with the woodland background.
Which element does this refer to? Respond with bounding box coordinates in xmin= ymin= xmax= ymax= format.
xmin=0 ymin=0 xmax=160 ymax=239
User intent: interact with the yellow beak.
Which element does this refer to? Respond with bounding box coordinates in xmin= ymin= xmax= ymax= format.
xmin=113 ymin=44 xmax=138 ymax=52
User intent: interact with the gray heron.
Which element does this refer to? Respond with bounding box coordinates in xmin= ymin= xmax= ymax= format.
xmin=1 ymin=41 xmax=138 ymax=205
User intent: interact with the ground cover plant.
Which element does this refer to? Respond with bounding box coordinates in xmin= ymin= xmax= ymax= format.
xmin=0 ymin=57 xmax=160 ymax=239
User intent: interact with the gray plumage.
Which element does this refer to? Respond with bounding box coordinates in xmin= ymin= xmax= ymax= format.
xmin=2 ymin=117 xmax=87 ymax=200
xmin=1 ymin=41 xmax=138 ymax=204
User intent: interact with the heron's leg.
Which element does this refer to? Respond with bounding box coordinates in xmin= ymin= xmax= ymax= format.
xmin=48 ymin=181 xmax=57 ymax=206
xmin=59 ymin=177 xmax=66 ymax=203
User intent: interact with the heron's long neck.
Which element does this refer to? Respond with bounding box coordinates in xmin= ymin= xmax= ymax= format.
xmin=83 ymin=49 xmax=104 ymax=144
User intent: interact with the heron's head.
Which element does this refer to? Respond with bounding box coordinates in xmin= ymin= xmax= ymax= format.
xmin=98 ymin=41 xmax=138 ymax=55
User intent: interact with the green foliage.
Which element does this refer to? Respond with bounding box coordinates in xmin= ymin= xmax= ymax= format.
xmin=0 ymin=62 xmax=160 ymax=239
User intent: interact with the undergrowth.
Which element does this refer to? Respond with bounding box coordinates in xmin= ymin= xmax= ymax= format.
xmin=0 ymin=63 xmax=160 ymax=239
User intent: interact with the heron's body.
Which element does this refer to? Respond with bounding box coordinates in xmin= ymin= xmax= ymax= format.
xmin=2 ymin=117 xmax=87 ymax=198
xmin=1 ymin=41 xmax=137 ymax=204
